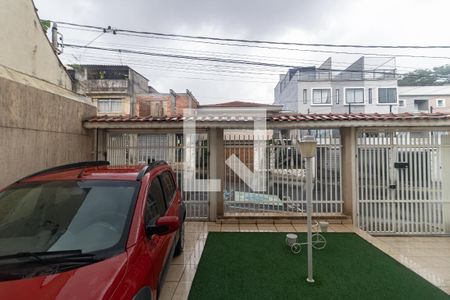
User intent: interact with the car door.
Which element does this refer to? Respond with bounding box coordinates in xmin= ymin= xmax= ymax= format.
xmin=144 ymin=176 xmax=169 ymax=283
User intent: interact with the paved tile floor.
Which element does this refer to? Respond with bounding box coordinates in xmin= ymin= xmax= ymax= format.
xmin=160 ymin=222 xmax=450 ymax=299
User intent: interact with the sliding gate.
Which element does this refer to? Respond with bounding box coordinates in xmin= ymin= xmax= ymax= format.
xmin=224 ymin=129 xmax=342 ymax=216
xmin=357 ymin=130 xmax=450 ymax=235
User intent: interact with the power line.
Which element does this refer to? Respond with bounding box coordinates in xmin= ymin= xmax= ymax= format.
xmin=58 ymin=24 xmax=450 ymax=61
xmin=63 ymin=43 xmax=304 ymax=68
xmin=63 ymin=43 xmax=450 ymax=81
xmin=64 ymin=37 xmax=418 ymax=72
xmin=63 ymin=51 xmax=282 ymax=79
xmin=70 ymin=56 xmax=278 ymax=83
xmin=63 ymin=44 xmax=390 ymax=74
xmin=64 ymin=48 xmax=285 ymax=73
xmin=55 ymin=21 xmax=450 ymax=49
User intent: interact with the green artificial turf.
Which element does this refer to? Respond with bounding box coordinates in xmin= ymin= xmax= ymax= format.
xmin=188 ymin=233 xmax=449 ymax=300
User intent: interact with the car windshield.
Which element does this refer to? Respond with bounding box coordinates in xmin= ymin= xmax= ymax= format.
xmin=0 ymin=180 xmax=138 ymax=257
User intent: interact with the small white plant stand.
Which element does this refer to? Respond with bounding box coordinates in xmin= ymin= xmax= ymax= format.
xmin=285 ymin=221 xmax=327 ymax=254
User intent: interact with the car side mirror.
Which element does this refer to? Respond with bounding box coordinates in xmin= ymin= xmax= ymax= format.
xmin=146 ymin=216 xmax=180 ymax=237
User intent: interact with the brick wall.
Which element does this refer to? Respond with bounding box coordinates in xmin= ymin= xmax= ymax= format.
xmin=137 ymin=94 xmax=170 ymax=117
xmin=175 ymin=94 xmax=199 ymax=115
xmin=136 ymin=93 xmax=199 ymax=117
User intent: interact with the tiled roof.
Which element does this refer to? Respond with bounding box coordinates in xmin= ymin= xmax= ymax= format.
xmin=399 ymin=86 xmax=450 ymax=96
xmin=86 ymin=112 xmax=450 ymax=123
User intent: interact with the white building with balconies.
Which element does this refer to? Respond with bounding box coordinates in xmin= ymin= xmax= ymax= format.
xmin=274 ymin=57 xmax=399 ymax=114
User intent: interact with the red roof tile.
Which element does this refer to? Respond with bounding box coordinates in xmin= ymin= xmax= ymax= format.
xmin=86 ymin=112 xmax=450 ymax=123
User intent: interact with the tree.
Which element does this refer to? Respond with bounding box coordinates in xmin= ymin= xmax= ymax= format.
xmin=398 ymin=64 xmax=450 ymax=86
xmin=40 ymin=19 xmax=51 ymax=33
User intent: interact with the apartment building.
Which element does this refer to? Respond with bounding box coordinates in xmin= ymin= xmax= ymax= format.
xmin=274 ymin=57 xmax=399 ymax=114
xmin=70 ymin=65 xmax=149 ymax=116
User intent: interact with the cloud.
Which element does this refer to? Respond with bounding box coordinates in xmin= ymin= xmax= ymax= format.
xmin=37 ymin=0 xmax=342 ymax=39
xmin=34 ymin=0 xmax=450 ymax=104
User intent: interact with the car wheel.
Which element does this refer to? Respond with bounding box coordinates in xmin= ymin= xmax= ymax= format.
xmin=174 ymin=223 xmax=184 ymax=256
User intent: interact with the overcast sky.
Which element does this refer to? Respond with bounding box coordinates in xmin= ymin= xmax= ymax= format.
xmin=34 ymin=0 xmax=450 ymax=104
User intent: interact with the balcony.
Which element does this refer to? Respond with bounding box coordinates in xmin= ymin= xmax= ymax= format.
xmin=86 ymin=79 xmax=129 ymax=93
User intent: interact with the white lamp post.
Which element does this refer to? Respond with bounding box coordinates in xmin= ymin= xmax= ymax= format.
xmin=297 ymin=135 xmax=317 ymax=283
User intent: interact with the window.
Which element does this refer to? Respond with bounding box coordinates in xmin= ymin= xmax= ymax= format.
xmin=335 ymin=89 xmax=340 ymax=104
xmin=303 ymin=89 xmax=307 ymax=104
xmin=312 ymin=89 xmax=331 ymax=104
xmin=368 ymin=88 xmax=373 ymax=104
xmin=399 ymin=100 xmax=405 ymax=107
xmin=0 ymin=181 xmax=138 ymax=255
xmin=160 ymin=172 xmax=176 ymax=206
xmin=437 ymin=99 xmax=446 ymax=107
xmin=145 ymin=179 xmax=166 ymax=226
xmin=345 ymin=88 xmax=364 ymax=104
xmin=97 ymin=99 xmax=122 ymax=113
xmin=378 ymin=88 xmax=397 ymax=104
xmin=414 ymin=99 xmax=429 ymax=112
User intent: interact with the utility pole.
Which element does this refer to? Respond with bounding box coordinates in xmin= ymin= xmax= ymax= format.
xmin=51 ymin=22 xmax=63 ymax=55
xmin=51 ymin=22 xmax=58 ymax=51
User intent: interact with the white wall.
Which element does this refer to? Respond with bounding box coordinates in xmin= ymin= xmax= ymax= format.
xmin=295 ymin=79 xmax=398 ymax=114
xmin=274 ymin=73 xmax=299 ymax=112
xmin=0 ymin=0 xmax=72 ymax=89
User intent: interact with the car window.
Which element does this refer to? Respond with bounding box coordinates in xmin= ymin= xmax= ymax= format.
xmin=144 ymin=178 xmax=166 ymax=227
xmin=0 ymin=186 xmax=42 ymax=223
xmin=0 ymin=181 xmax=138 ymax=256
xmin=159 ymin=171 xmax=176 ymax=206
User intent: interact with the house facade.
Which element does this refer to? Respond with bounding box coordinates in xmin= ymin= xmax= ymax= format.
xmin=70 ymin=65 xmax=149 ymax=116
xmin=398 ymin=86 xmax=450 ymax=113
xmin=274 ymin=57 xmax=399 ymax=114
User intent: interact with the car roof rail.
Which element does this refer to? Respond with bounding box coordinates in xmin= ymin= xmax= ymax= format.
xmin=16 ymin=161 xmax=110 ymax=183
xmin=136 ymin=160 xmax=168 ymax=181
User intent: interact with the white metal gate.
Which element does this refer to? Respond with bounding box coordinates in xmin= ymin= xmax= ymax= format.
xmin=357 ymin=130 xmax=450 ymax=235
xmin=106 ymin=132 xmax=209 ymax=220
xmin=224 ymin=129 xmax=342 ymax=216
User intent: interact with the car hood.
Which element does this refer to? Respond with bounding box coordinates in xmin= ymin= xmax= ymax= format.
xmin=0 ymin=252 xmax=128 ymax=300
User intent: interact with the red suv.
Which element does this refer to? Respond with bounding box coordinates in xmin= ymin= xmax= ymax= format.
xmin=0 ymin=161 xmax=185 ymax=300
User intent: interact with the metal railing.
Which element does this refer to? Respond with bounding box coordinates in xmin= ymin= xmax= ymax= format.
xmin=224 ymin=129 xmax=342 ymax=216
xmin=106 ymin=132 xmax=209 ymax=220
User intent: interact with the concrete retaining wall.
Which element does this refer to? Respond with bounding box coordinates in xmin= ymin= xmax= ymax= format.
xmin=0 ymin=66 xmax=96 ymax=188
